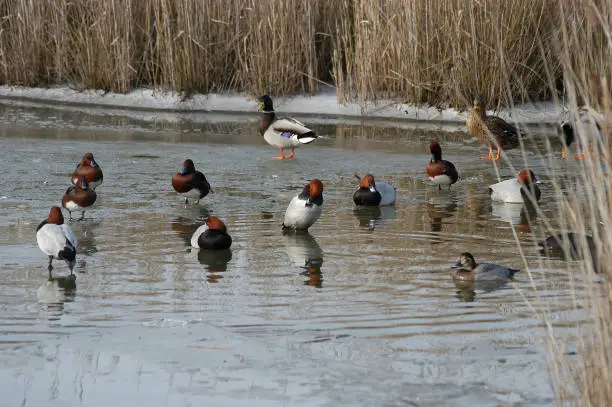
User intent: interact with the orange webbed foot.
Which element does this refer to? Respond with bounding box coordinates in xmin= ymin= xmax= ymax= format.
xmin=573 ymin=153 xmax=586 ymax=160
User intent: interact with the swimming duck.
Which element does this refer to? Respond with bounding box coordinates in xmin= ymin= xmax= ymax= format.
xmin=62 ymin=176 xmax=97 ymax=220
xmin=190 ymin=216 xmax=232 ymax=250
xmin=172 ymin=159 xmax=212 ymax=204
xmin=36 ymin=206 xmax=78 ymax=277
xmin=452 ymin=252 xmax=518 ymax=281
xmin=283 ymin=179 xmax=324 ymax=230
xmin=258 ymin=95 xmax=317 ymax=159
xmin=489 ymin=169 xmax=541 ymax=204
xmin=466 ymin=96 xmax=525 ymax=160
xmin=426 ymin=141 xmax=460 ymax=190
xmin=72 ymin=152 xmax=103 ymax=189
xmin=353 ymin=173 xmax=396 ymax=206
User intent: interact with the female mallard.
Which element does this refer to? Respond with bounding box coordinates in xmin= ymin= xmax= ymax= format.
xmin=258 ymin=95 xmax=317 ymax=159
xmin=466 ymin=97 xmax=525 ymax=161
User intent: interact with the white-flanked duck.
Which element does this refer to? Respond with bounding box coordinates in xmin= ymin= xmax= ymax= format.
xmin=172 ymin=159 xmax=212 ymax=204
xmin=62 ymin=176 xmax=97 ymax=221
xmin=353 ymin=173 xmax=396 ymax=206
xmin=283 ymin=179 xmax=324 ymax=231
xmin=36 ymin=206 xmax=78 ymax=277
xmin=72 ymin=152 xmax=103 ymax=189
xmin=258 ymin=95 xmax=317 ymax=159
xmin=489 ymin=169 xmax=541 ymax=204
xmin=190 ymin=216 xmax=232 ymax=250
xmin=426 ymin=141 xmax=459 ymax=190
xmin=452 ymin=252 xmax=518 ymax=281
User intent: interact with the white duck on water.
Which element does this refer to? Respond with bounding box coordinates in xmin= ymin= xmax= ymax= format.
xmin=283 ymin=179 xmax=324 ymax=231
xmin=489 ymin=169 xmax=541 ymax=204
xmin=36 ymin=206 xmax=78 ymax=278
xmin=258 ymin=95 xmax=317 ymax=159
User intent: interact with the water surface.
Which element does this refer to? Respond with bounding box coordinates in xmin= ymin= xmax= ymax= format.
xmin=0 ymin=100 xmax=590 ymax=406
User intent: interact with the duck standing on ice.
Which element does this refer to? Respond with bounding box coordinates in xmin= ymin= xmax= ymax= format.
xmin=425 ymin=141 xmax=459 ymax=190
xmin=36 ymin=206 xmax=78 ymax=277
xmin=62 ymin=176 xmax=97 ymax=220
xmin=258 ymin=95 xmax=317 ymax=159
xmin=283 ymin=179 xmax=324 ymax=231
xmin=172 ymin=159 xmax=212 ymax=204
xmin=72 ymin=152 xmax=103 ymax=189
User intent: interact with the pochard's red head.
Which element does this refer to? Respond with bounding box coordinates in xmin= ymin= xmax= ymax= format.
xmin=359 ymin=174 xmax=375 ymax=189
xmin=206 ymin=216 xmax=227 ymax=233
xmin=518 ymin=169 xmax=537 ymax=185
xmin=309 ymin=179 xmax=324 ymax=200
xmin=47 ymin=206 xmax=65 ymax=225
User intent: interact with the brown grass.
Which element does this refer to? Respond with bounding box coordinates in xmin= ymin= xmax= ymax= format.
xmin=0 ymin=0 xmax=605 ymax=107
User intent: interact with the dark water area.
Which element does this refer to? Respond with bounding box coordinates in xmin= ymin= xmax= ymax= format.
xmin=0 ymin=100 xmax=589 ymax=406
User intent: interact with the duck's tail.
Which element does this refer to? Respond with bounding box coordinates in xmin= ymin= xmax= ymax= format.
xmin=297 ymin=131 xmax=317 ymax=144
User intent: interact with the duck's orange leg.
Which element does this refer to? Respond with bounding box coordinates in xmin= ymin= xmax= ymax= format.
xmin=573 ymin=143 xmax=593 ymax=160
xmin=480 ymin=147 xmax=493 ymax=160
xmin=274 ymin=148 xmax=287 ymax=160
xmin=494 ymin=148 xmax=501 ymax=161
xmin=286 ymin=147 xmax=295 ymax=159
xmin=561 ymin=146 xmax=567 ymax=159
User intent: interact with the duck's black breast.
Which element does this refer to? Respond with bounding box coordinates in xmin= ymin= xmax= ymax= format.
xmin=198 ymin=230 xmax=232 ymax=250
xmin=353 ymin=188 xmax=382 ymax=206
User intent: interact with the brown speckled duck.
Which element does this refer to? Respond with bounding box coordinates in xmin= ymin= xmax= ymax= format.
xmin=466 ymin=97 xmax=524 ymax=161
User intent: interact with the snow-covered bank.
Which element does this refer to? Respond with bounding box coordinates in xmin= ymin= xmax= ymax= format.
xmin=0 ymin=85 xmax=565 ymax=125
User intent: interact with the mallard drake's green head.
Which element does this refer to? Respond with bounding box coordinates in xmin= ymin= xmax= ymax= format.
xmin=258 ymin=95 xmax=274 ymax=112
xmin=452 ymin=252 xmax=477 ymax=271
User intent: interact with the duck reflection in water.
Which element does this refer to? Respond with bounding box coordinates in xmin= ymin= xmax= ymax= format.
xmin=283 ymin=230 xmax=324 ymax=287
xmin=352 ymin=206 xmax=396 ymax=230
xmin=37 ymin=274 xmax=77 ymax=319
xmin=490 ymin=200 xmax=538 ymax=233
xmin=197 ymin=248 xmax=233 ymax=282
xmin=426 ymin=194 xmax=458 ymax=234
xmin=171 ymin=209 xmax=211 ymax=245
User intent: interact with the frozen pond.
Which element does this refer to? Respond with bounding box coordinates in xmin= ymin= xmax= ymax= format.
xmin=0 ymin=100 xmax=586 ymax=406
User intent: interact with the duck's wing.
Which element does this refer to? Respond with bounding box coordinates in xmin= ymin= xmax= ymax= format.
xmin=273 ymin=118 xmax=316 ymax=138
xmin=61 ymin=224 xmax=78 ymax=251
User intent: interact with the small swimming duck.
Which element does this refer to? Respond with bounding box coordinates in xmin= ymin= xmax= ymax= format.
xmin=426 ymin=141 xmax=460 ymax=190
xmin=190 ymin=216 xmax=232 ymax=250
xmin=62 ymin=176 xmax=97 ymax=220
xmin=283 ymin=179 xmax=324 ymax=230
xmin=258 ymin=95 xmax=317 ymax=159
xmin=452 ymin=252 xmax=518 ymax=281
xmin=353 ymin=173 xmax=396 ymax=206
xmin=172 ymin=159 xmax=212 ymax=204
xmin=72 ymin=152 xmax=103 ymax=189
xmin=36 ymin=206 xmax=78 ymax=276
xmin=489 ymin=169 xmax=541 ymax=204
xmin=466 ymin=96 xmax=525 ymax=160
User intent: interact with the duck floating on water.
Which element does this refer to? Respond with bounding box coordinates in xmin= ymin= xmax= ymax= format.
xmin=72 ymin=152 xmax=103 ymax=189
xmin=353 ymin=173 xmax=396 ymax=206
xmin=466 ymin=96 xmax=525 ymax=161
xmin=426 ymin=141 xmax=460 ymax=190
xmin=283 ymin=179 xmax=324 ymax=231
xmin=190 ymin=216 xmax=232 ymax=250
xmin=36 ymin=206 xmax=78 ymax=277
xmin=62 ymin=176 xmax=97 ymax=220
xmin=489 ymin=169 xmax=541 ymax=204
xmin=258 ymin=95 xmax=317 ymax=160
xmin=452 ymin=252 xmax=518 ymax=281
xmin=172 ymin=159 xmax=212 ymax=204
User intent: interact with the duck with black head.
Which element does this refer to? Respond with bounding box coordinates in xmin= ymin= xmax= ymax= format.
xmin=62 ymin=176 xmax=97 ymax=221
xmin=426 ymin=141 xmax=460 ymax=190
xmin=36 ymin=206 xmax=78 ymax=278
xmin=283 ymin=179 xmax=324 ymax=231
xmin=72 ymin=152 xmax=103 ymax=189
xmin=172 ymin=159 xmax=212 ymax=204
xmin=466 ymin=96 xmax=525 ymax=161
xmin=258 ymin=95 xmax=317 ymax=160
xmin=489 ymin=169 xmax=541 ymax=204
xmin=353 ymin=173 xmax=396 ymax=206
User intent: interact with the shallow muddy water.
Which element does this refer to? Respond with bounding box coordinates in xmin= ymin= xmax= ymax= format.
xmin=0 ymin=100 xmax=592 ymax=406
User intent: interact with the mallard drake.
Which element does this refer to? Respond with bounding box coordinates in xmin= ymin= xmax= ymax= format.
xmin=172 ymin=159 xmax=212 ymax=204
xmin=72 ymin=152 xmax=103 ymax=189
xmin=452 ymin=252 xmax=518 ymax=281
xmin=426 ymin=141 xmax=460 ymax=190
xmin=258 ymin=95 xmax=317 ymax=159
xmin=283 ymin=179 xmax=324 ymax=230
xmin=489 ymin=169 xmax=541 ymax=204
xmin=36 ymin=206 xmax=78 ymax=277
xmin=62 ymin=176 xmax=97 ymax=221
xmin=190 ymin=216 xmax=232 ymax=250
xmin=466 ymin=96 xmax=525 ymax=160
xmin=353 ymin=173 xmax=396 ymax=206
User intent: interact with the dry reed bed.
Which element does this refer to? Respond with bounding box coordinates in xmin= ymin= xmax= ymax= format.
xmin=0 ymin=0 xmax=605 ymax=106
